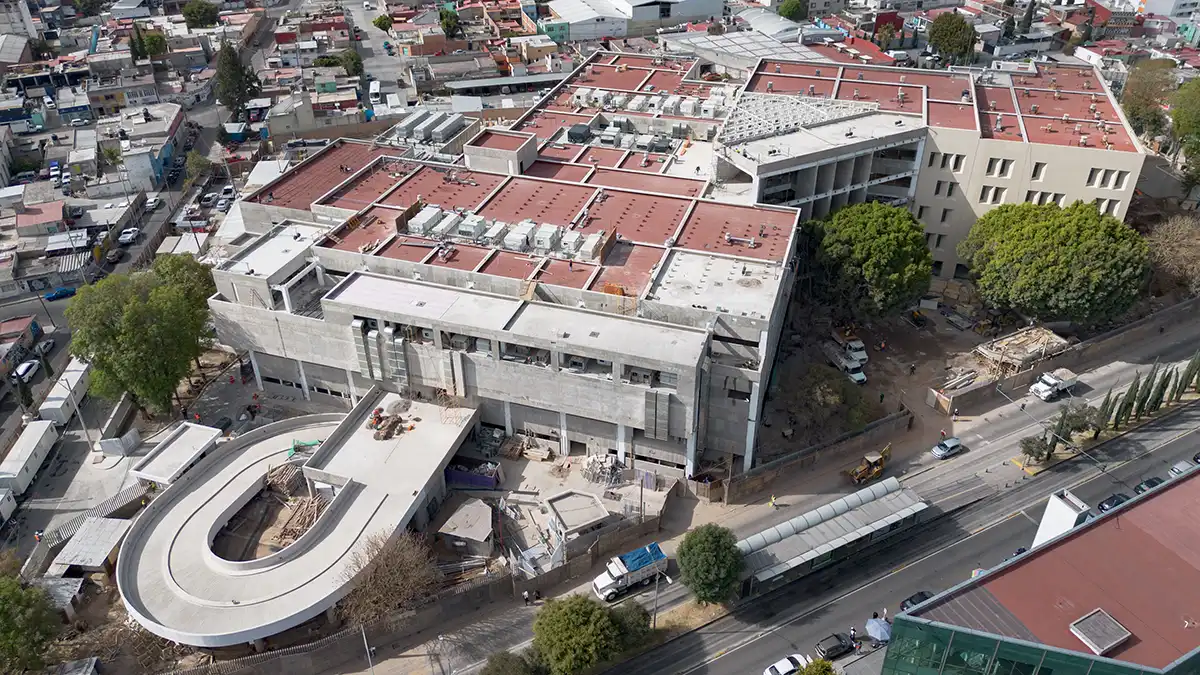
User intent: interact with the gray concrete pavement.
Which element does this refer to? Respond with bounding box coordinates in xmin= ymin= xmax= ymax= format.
xmin=619 ymin=405 xmax=1200 ymax=675
xmin=346 ymin=1 xmax=411 ymax=98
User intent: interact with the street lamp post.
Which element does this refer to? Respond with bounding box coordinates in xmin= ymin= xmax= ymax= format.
xmin=360 ymin=624 xmax=376 ymax=675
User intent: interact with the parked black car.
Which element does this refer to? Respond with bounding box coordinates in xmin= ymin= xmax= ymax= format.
xmin=815 ymin=633 xmax=856 ymax=660
xmin=1097 ymin=493 xmax=1130 ymax=512
xmin=900 ymin=591 xmax=935 ymax=612
xmin=1134 ymin=477 xmax=1165 ymax=494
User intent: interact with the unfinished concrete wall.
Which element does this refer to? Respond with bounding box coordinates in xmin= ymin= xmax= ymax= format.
xmin=210 ymin=298 xmax=357 ymax=371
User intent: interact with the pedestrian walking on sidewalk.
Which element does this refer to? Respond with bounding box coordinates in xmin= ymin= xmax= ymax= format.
xmin=1019 ymin=402 xmax=1027 ymax=412
xmin=768 ymin=495 xmax=778 ymax=509
xmin=522 ymin=590 xmax=530 ymax=606
xmin=849 ymin=626 xmax=857 ymax=641
xmin=940 ymin=429 xmax=947 ymax=440
xmin=952 ymin=408 xmax=959 ymax=422
xmin=909 ymin=363 xmax=917 ymax=376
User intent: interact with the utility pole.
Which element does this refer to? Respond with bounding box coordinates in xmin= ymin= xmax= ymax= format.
xmin=361 ymin=625 xmax=376 ymax=674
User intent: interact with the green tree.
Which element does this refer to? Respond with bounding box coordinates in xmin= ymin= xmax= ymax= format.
xmin=1171 ymin=79 xmax=1200 ymax=140
xmin=186 ymin=149 xmax=212 ymax=180
xmin=482 ymin=651 xmax=534 ymax=675
xmin=1002 ymin=16 xmax=1015 ymax=38
xmin=1018 ymin=0 xmax=1036 ymax=34
xmin=1019 ymin=434 xmax=1053 ymax=464
xmin=78 ymin=0 xmax=105 ymax=15
xmin=532 ymin=595 xmax=622 ymax=675
xmin=340 ymin=49 xmax=365 ymax=77
xmin=677 ymin=523 xmax=742 ymax=605
xmin=1181 ymin=138 xmax=1200 ymax=191
xmin=1095 ymin=389 xmax=1114 ymax=437
xmin=373 ymin=13 xmax=394 ymax=30
xmin=129 ymin=23 xmax=145 ymax=60
xmin=1119 ymin=60 xmax=1173 ymax=138
xmin=1135 ymin=363 xmax=1158 ymax=419
xmin=877 ymin=22 xmax=897 ymax=48
xmin=66 ymin=273 xmax=199 ymax=413
xmin=0 ymin=576 xmax=60 ymax=672
xmin=817 ymin=203 xmax=932 ymax=320
xmin=928 ymin=12 xmax=977 ymax=61
xmin=214 ymin=40 xmax=262 ymax=115
xmin=1109 ymin=393 xmax=1126 ymax=430
xmin=152 ymin=254 xmax=216 ymax=368
xmin=958 ymin=202 xmax=1148 ymax=325
xmin=101 ymin=145 xmax=122 ymax=168
xmin=182 ymin=0 xmax=219 ymax=28
xmin=14 ymin=376 xmax=32 ymax=412
xmin=1051 ymin=406 xmax=1071 ymax=449
xmin=1177 ymin=350 xmax=1200 ymax=401
xmin=144 ymin=32 xmax=168 ymax=56
xmin=777 ymin=0 xmax=807 ymax=20
xmin=1149 ymin=368 xmax=1174 ymax=413
xmin=440 ymin=8 xmax=461 ymax=38
xmin=805 ymin=660 xmax=838 ymax=675
xmin=610 ymin=601 xmax=651 ymax=649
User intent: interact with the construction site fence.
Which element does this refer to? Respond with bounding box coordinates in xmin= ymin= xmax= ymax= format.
xmin=931 ymin=296 xmax=1200 ymax=415
xmin=724 ymin=408 xmax=914 ymax=505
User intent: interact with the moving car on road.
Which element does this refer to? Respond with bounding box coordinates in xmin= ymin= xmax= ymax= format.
xmin=44 ymin=287 xmax=76 ymax=301
xmin=117 ymin=227 xmax=140 ymax=245
xmin=105 ymin=248 xmax=124 ymax=264
xmin=815 ymin=633 xmax=855 ymax=660
xmin=931 ymin=437 xmax=964 ymax=460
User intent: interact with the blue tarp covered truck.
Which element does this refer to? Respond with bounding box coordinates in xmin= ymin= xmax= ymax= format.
xmin=592 ymin=542 xmax=667 ymax=602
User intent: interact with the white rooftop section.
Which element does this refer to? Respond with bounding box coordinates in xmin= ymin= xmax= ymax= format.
xmin=735 ymin=8 xmax=803 ymax=42
xmin=548 ymin=0 xmax=627 ymax=22
xmin=0 ymin=421 xmax=55 ymax=476
xmin=731 ymin=110 xmax=925 ymax=160
xmin=507 ymin=302 xmax=707 ymax=367
xmin=438 ymin=497 xmax=493 ymax=542
xmin=221 ymin=223 xmax=324 ymax=279
xmin=325 ymin=272 xmax=524 ymax=331
xmin=130 ymin=422 xmax=223 ymax=486
xmin=664 ymin=30 xmax=822 ymax=62
xmin=721 ymin=93 xmax=882 ymax=145
xmin=245 ymin=161 xmax=291 ymax=191
xmin=52 ymin=517 xmax=131 ymax=569
xmin=647 ymin=250 xmax=782 ymax=320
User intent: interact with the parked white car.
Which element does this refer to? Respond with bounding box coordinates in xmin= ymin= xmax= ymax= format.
xmin=10 ymin=360 xmax=39 ymax=384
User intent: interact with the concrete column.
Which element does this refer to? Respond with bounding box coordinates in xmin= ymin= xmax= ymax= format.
xmin=744 ymin=381 xmax=761 ymax=469
xmin=277 ymin=286 xmax=293 ymax=313
xmin=551 ymin=350 xmax=562 ymax=372
xmin=504 ymin=400 xmax=513 ymax=436
xmin=253 ymin=639 xmax=266 ymax=653
xmin=612 ymin=360 xmax=623 ymax=382
xmin=315 ymin=264 xmax=326 ymax=287
xmin=687 ymin=432 xmax=698 ymax=478
xmin=559 ymin=411 xmax=569 ymax=454
xmin=617 ymin=422 xmax=627 ymax=464
xmin=296 ymin=359 xmax=310 ymax=401
xmin=346 ymin=367 xmax=359 ymax=405
xmin=248 ymin=351 xmax=263 ymax=390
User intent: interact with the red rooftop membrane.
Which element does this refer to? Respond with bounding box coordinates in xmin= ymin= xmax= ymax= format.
xmin=538 ymin=142 xmax=587 ymax=162
xmin=589 ymin=243 xmax=665 ymax=296
xmin=476 ymin=177 xmax=596 ymax=226
xmin=587 ymin=167 xmax=704 ymax=197
xmin=249 ymin=141 xmax=394 ymax=210
xmin=533 ymin=258 xmax=597 ymax=289
xmin=616 ymin=152 xmax=672 ymax=174
xmin=677 ymin=201 xmax=797 ymax=262
xmin=424 ymin=242 xmax=493 ymax=271
xmin=912 ymin=470 xmax=1200 ymax=669
xmin=523 ymin=161 xmax=593 ymax=183
xmin=379 ymin=166 xmax=506 ymax=212
xmin=322 ymin=159 xmax=419 ymax=210
xmin=471 ymin=130 xmax=532 ymax=152
xmin=579 ymin=189 xmax=692 ymax=246
xmin=573 ymin=64 xmax=653 ymax=92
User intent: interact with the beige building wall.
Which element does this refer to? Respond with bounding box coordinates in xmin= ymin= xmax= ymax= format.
xmin=911 ymin=126 xmax=1146 ymax=279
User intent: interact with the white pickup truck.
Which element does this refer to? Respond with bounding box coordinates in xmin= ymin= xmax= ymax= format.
xmin=592 ymin=542 xmax=667 ymax=602
xmin=1030 ymin=368 xmax=1078 ymax=402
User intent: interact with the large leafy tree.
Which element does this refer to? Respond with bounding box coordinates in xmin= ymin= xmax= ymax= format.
xmin=531 ymin=595 xmax=622 ymax=675
xmin=1018 ymin=0 xmax=1037 ymax=34
xmin=958 ymin=202 xmax=1149 ymax=325
xmin=818 ymin=202 xmax=932 ymax=320
xmin=1121 ymin=59 xmax=1174 ymax=138
xmin=373 ymin=13 xmax=393 ymax=30
xmin=876 ymin=22 xmax=897 ymax=49
xmin=1173 ymin=80 xmax=1200 ymax=138
xmin=677 ymin=523 xmax=742 ymax=605
xmin=1146 ymin=214 xmax=1200 ymax=296
xmin=143 ymin=32 xmax=168 ymax=56
xmin=182 ymin=0 xmax=219 ymax=28
xmin=186 ymin=149 xmax=212 ymax=180
xmin=777 ymin=0 xmax=807 ymax=21
xmin=66 ymin=273 xmax=201 ymax=413
xmin=928 ymin=12 xmax=977 ymax=61
xmin=439 ymin=8 xmax=461 ymax=37
xmin=152 ymin=254 xmax=216 ymax=367
xmin=313 ymin=51 xmax=364 ymax=77
xmin=0 ymin=576 xmax=60 ymax=672
xmin=482 ymin=652 xmax=535 ymax=675
xmin=214 ymin=40 xmax=262 ymax=115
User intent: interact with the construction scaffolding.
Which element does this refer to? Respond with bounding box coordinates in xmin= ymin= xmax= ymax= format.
xmin=582 ymin=454 xmax=623 ymax=486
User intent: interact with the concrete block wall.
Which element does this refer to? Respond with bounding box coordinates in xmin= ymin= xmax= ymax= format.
xmin=209 ymin=297 xmax=357 ymax=372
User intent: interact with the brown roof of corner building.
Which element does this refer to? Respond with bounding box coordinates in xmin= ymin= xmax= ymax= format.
xmin=912 ymin=470 xmax=1200 ymax=669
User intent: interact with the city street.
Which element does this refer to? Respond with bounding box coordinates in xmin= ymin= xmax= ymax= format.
xmin=346 ymin=1 xmax=411 ymax=99
xmin=617 ymin=405 xmax=1200 ymax=675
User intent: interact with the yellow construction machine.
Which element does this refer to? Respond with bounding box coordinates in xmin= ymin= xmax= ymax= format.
xmin=847 ymin=443 xmax=892 ymax=485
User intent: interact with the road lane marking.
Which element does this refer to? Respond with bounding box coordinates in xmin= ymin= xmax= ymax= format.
xmin=681 ymin=419 xmax=1200 ymax=674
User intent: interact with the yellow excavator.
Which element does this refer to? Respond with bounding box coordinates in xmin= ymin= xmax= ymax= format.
xmin=847 ymin=443 xmax=892 ymax=485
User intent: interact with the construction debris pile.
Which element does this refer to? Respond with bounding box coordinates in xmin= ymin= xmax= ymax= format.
xmin=501 ymin=432 xmax=552 ymax=461
xmin=366 ymin=399 xmax=417 ymax=441
xmin=582 ymin=454 xmax=623 ymax=486
xmin=276 ymin=496 xmax=328 ymax=548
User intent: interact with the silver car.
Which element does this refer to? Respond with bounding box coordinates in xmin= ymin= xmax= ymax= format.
xmin=931 ymin=437 xmax=964 ymax=460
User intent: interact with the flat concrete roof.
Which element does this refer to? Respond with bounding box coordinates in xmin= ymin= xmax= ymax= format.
xmin=647 ymin=250 xmax=782 ymax=321
xmin=546 ymin=490 xmax=609 ymax=534
xmin=912 ymin=468 xmax=1200 ymax=669
xmin=130 ymin=423 xmax=223 ymax=486
xmin=222 ymin=223 xmax=325 ymax=280
xmin=52 ymin=517 xmax=131 ymax=569
xmin=324 ymin=272 xmax=524 ymax=332
xmin=438 ymin=496 xmax=493 ymax=542
xmin=505 ymin=302 xmax=707 ymax=367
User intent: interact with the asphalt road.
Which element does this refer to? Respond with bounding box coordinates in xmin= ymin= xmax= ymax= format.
xmin=614 ymin=406 xmax=1200 ymax=675
xmin=347 ymin=1 xmax=411 ymax=99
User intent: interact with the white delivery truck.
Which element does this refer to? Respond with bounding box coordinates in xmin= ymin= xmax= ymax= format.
xmin=38 ymin=358 xmax=91 ymax=426
xmin=1029 ymin=368 xmax=1077 ymax=402
xmin=593 ymin=542 xmax=667 ymax=602
xmin=0 ymin=421 xmax=59 ymax=496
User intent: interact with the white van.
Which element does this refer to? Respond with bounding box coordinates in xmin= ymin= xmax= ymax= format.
xmin=822 ymin=342 xmax=867 ymax=384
